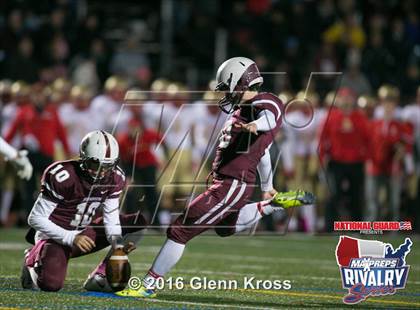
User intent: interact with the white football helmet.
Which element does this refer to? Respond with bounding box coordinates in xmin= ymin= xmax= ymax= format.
xmin=79 ymin=130 xmax=119 ymax=180
xmin=215 ymin=57 xmax=263 ymax=113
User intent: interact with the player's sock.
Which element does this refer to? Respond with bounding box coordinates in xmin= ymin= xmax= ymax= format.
xmin=235 ymin=200 xmax=279 ymax=233
xmin=87 ymin=251 xmax=112 ymax=278
xmin=142 ymin=239 xmax=185 ymax=288
xmin=258 ymin=200 xmax=281 ymax=215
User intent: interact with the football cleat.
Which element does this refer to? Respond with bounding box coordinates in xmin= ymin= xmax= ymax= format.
xmin=21 ymin=248 xmax=38 ymax=290
xmin=83 ymin=273 xmax=113 ymax=293
xmin=21 ymin=264 xmax=33 ymax=289
xmin=115 ymin=285 xmax=157 ymax=298
xmin=271 ymin=190 xmax=315 ymax=209
xmin=83 ymin=261 xmax=112 ymax=292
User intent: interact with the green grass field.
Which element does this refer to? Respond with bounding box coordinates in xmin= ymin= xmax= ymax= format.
xmin=0 ymin=229 xmax=419 ymax=309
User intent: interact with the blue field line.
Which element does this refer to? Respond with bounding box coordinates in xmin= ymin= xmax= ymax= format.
xmin=81 ymin=291 xmax=125 ymax=298
xmin=0 ymin=287 xmax=123 ymax=299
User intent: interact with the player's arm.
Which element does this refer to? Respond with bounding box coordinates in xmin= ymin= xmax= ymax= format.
xmin=0 ymin=137 xmax=33 ymax=180
xmin=27 ymin=194 xmax=81 ymax=247
xmin=257 ymin=145 xmax=277 ymax=200
xmin=102 ymin=197 xmax=123 ymax=248
xmin=252 ymin=109 xmax=277 ymax=131
xmin=235 ymin=110 xmax=277 ymax=134
xmin=102 ymin=170 xmax=126 ymax=248
xmin=29 ymin=163 xmax=86 ymax=248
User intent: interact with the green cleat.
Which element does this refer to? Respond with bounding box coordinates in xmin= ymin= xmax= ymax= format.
xmin=115 ymin=285 xmax=157 ymax=298
xmin=271 ymin=190 xmax=315 ymax=209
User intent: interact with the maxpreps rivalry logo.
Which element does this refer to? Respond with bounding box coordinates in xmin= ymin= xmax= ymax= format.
xmin=335 ymin=236 xmax=413 ymax=304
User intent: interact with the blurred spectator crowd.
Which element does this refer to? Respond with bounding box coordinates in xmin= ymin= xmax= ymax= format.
xmin=0 ymin=0 xmax=419 ymax=232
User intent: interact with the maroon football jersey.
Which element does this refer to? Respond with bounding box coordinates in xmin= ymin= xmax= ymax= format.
xmin=212 ymin=92 xmax=283 ymax=183
xmin=40 ymin=160 xmax=126 ymax=230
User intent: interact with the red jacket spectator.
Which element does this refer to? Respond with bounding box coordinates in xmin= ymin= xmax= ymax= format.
xmin=319 ymin=108 xmax=371 ymax=164
xmin=367 ymin=119 xmax=405 ymax=176
xmin=118 ymin=124 xmax=162 ymax=169
xmin=5 ymin=103 xmax=70 ymax=157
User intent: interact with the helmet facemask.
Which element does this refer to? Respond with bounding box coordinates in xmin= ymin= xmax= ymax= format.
xmin=215 ymin=81 xmax=262 ymax=114
xmin=215 ymin=78 xmax=243 ymax=114
xmin=80 ymin=157 xmax=118 ymax=181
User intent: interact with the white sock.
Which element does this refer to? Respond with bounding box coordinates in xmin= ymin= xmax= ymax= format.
xmin=260 ymin=200 xmax=282 ymax=216
xmin=143 ymin=239 xmax=185 ymax=287
xmin=235 ymin=200 xmax=281 ymax=233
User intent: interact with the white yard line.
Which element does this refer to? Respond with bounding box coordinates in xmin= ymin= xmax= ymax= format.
xmin=233 ymin=264 xmax=267 ymax=270
xmin=0 ymin=243 xmax=28 ymax=250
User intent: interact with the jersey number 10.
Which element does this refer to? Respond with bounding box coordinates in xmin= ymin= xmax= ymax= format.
xmin=70 ymin=202 xmax=101 ymax=227
xmin=49 ymin=164 xmax=101 ymax=228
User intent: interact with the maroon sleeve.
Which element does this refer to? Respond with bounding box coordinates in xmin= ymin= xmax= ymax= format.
xmin=107 ymin=166 xmax=126 ymax=199
xmin=41 ymin=162 xmax=75 ymax=203
xmin=251 ymin=93 xmax=283 ymax=123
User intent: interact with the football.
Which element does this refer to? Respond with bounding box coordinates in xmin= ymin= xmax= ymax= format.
xmin=105 ymin=247 xmax=131 ymax=292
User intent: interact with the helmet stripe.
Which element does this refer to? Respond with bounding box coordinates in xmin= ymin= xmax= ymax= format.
xmin=100 ymin=130 xmax=111 ymax=158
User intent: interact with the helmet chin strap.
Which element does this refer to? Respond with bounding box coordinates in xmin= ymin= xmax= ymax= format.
xmin=218 ymin=91 xmax=244 ymax=114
